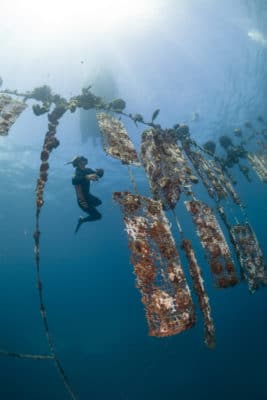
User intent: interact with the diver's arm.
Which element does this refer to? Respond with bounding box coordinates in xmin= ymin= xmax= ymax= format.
xmin=85 ymin=174 xmax=99 ymax=181
xmin=85 ymin=168 xmax=104 ymax=181
xmin=72 ymin=168 xmax=94 ymax=185
xmin=85 ymin=167 xmax=104 ymax=178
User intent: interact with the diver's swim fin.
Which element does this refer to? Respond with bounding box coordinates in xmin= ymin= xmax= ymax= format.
xmin=75 ymin=217 xmax=84 ymax=233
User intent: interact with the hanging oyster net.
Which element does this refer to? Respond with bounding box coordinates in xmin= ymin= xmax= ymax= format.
xmin=184 ymin=145 xmax=240 ymax=204
xmin=141 ymin=128 xmax=198 ymax=210
xmin=96 ymin=112 xmax=140 ymax=165
xmin=181 ymin=239 xmax=215 ymax=348
xmin=0 ymin=94 xmax=27 ymax=136
xmin=113 ymin=192 xmax=196 ymax=337
xmin=185 ymin=200 xmax=238 ymax=288
xmin=230 ymin=224 xmax=267 ymax=293
xmin=208 ymin=159 xmax=241 ymax=204
xmin=247 ymin=152 xmax=267 ymax=182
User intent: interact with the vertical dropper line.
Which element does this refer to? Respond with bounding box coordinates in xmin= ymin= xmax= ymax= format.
xmin=172 ymin=208 xmax=183 ymax=237
xmin=127 ymin=165 xmax=138 ymax=194
xmin=34 ymin=213 xmax=79 ymax=399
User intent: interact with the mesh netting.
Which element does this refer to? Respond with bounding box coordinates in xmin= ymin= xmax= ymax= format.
xmin=185 ymin=200 xmax=238 ymax=288
xmin=181 ymin=239 xmax=215 ymax=348
xmin=140 ymin=128 xmax=197 ymax=209
xmin=184 ymin=145 xmax=240 ymax=204
xmin=113 ymin=191 xmax=196 ymax=337
xmin=96 ymin=112 xmax=140 ymax=165
xmin=0 ymin=94 xmax=27 ymax=136
xmin=247 ymin=152 xmax=267 ymax=182
xmin=209 ymin=160 xmax=241 ymax=204
xmin=231 ymin=224 xmax=267 ymax=293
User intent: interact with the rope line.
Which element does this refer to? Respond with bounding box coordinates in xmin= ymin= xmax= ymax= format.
xmin=172 ymin=209 xmax=183 ymax=236
xmin=0 ymin=350 xmax=54 ymax=360
xmin=127 ymin=165 xmax=138 ymax=194
xmin=34 ymin=195 xmax=78 ymax=400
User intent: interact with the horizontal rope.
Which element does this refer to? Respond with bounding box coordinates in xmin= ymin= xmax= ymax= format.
xmin=0 ymin=349 xmax=54 ymax=360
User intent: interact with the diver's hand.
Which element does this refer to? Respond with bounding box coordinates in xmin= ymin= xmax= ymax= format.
xmin=96 ymin=168 xmax=104 ymax=178
xmin=85 ymin=174 xmax=99 ymax=181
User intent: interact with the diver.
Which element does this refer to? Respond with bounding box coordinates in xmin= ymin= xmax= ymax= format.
xmin=67 ymin=155 xmax=104 ymax=233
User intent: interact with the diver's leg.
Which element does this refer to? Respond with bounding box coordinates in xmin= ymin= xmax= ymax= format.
xmin=75 ymin=216 xmax=84 ymax=233
xmin=87 ymin=193 xmax=102 ymax=207
xmin=75 ymin=205 xmax=102 ymax=233
xmin=82 ymin=206 xmax=102 ymax=222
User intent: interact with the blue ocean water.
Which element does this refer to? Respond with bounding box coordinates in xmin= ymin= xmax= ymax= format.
xmin=0 ymin=0 xmax=267 ymax=399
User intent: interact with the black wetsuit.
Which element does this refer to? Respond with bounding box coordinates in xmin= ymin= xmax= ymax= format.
xmin=72 ymin=167 xmax=102 ymax=221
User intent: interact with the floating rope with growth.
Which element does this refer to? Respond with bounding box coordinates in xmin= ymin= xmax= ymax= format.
xmin=33 ymin=103 xmax=78 ymax=400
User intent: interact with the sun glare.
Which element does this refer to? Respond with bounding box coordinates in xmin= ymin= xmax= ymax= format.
xmin=3 ymin=0 xmax=161 ymax=42
xmin=1 ymin=0 xmax=164 ymax=86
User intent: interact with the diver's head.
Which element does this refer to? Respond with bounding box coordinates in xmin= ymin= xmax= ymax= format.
xmin=66 ymin=155 xmax=88 ymax=168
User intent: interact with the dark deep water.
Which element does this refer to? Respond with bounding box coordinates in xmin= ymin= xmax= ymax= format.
xmin=0 ymin=0 xmax=267 ymax=399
